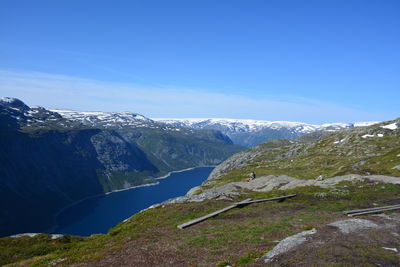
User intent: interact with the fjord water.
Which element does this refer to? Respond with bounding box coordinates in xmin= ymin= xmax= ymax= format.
xmin=50 ymin=167 xmax=214 ymax=236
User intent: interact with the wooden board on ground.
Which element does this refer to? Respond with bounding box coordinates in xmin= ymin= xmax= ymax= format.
xmin=344 ymin=204 xmax=400 ymax=217
xmin=177 ymin=194 xmax=297 ymax=229
xmin=343 ymin=204 xmax=400 ymax=215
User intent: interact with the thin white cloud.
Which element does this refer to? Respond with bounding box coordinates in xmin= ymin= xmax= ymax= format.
xmin=0 ymin=69 xmax=391 ymax=124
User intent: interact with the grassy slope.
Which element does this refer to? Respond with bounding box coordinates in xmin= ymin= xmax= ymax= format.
xmin=2 ymin=119 xmax=400 ymax=266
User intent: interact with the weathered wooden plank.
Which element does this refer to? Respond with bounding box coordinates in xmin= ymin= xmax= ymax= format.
xmin=177 ymin=194 xmax=297 ymax=229
xmin=243 ymin=194 xmax=297 ymax=205
xmin=348 ymin=206 xmax=400 ymax=217
xmin=177 ymin=198 xmax=252 ymax=229
xmin=344 ymin=204 xmax=400 ymax=215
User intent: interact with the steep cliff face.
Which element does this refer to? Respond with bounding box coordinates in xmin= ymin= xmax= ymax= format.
xmin=0 ymin=97 xmax=243 ymax=236
xmin=123 ymin=128 xmax=240 ymax=171
xmin=0 ymin=120 xmax=103 ymax=236
xmin=52 ymin=108 xmax=244 ymax=188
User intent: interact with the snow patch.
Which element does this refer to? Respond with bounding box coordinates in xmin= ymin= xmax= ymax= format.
xmin=381 ymin=123 xmax=398 ymax=130
xmin=354 ymin=121 xmax=380 ymax=127
xmin=361 ymin=134 xmax=383 ymax=138
xmin=322 ymin=122 xmax=353 ymax=128
xmin=382 ymin=247 xmax=398 ymax=253
xmin=10 ymin=233 xmax=39 ymax=238
xmin=334 ymin=139 xmax=345 ymax=144
xmin=362 ymin=134 xmax=374 ymax=138
xmin=0 ymin=97 xmax=18 ymax=103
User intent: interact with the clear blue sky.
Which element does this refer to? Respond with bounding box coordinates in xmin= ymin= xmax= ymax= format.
xmin=0 ymin=0 xmax=399 ymax=124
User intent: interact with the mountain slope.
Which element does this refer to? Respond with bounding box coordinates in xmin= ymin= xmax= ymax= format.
xmin=51 ymin=109 xmax=243 ymax=185
xmin=154 ymin=118 xmax=378 ymax=147
xmin=0 ymin=97 xmax=243 ymax=236
xmin=0 ymin=98 xmax=159 ymax=236
xmin=202 ymin=118 xmax=400 ymax=188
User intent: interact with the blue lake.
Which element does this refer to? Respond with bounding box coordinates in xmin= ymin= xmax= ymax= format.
xmin=50 ymin=166 xmax=214 ymax=236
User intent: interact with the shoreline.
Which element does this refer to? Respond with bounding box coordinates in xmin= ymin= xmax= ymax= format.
xmin=105 ymin=181 xmax=160 ymax=194
xmin=104 ymin=165 xmax=216 ymax=194
xmin=43 ymin=165 xmax=215 ymax=235
xmin=105 ymin=165 xmax=215 ymax=194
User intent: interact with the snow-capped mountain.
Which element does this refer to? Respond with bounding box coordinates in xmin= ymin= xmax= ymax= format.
xmin=153 ymin=118 xmax=379 ymax=147
xmin=0 ymin=97 xmax=163 ymax=130
xmin=0 ymin=97 xmax=64 ymax=126
xmin=51 ymin=109 xmax=156 ymax=129
xmin=156 ymin=118 xmax=324 ymax=133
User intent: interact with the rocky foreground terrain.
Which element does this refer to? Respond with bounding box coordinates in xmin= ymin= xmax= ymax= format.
xmin=1 ymin=118 xmax=399 ymax=266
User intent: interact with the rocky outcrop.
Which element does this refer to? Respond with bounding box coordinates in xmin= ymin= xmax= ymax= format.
xmin=257 ymin=214 xmax=400 ymax=265
xmin=163 ymin=190 xmax=240 ymax=205
xmin=260 ymin=229 xmax=317 ymax=263
xmin=210 ymin=174 xmax=400 ymax=193
xmin=165 ymin=174 xmax=400 ymax=204
xmin=206 ymin=137 xmax=319 ymax=181
xmin=207 ymin=149 xmax=259 ymax=180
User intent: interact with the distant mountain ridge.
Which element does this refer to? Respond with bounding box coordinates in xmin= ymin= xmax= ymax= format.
xmin=51 ymin=109 xmax=154 ymax=129
xmin=154 ymin=118 xmax=379 ymax=147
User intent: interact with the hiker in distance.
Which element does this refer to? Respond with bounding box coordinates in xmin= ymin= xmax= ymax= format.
xmin=245 ymin=171 xmax=256 ymax=182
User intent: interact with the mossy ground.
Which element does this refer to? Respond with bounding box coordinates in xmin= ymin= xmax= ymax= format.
xmin=0 ymin=234 xmax=84 ymax=266
xmin=2 ymin=181 xmax=399 ymax=266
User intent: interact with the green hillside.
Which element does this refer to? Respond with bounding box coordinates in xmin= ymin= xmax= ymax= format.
xmin=202 ymin=118 xmax=400 ymax=190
